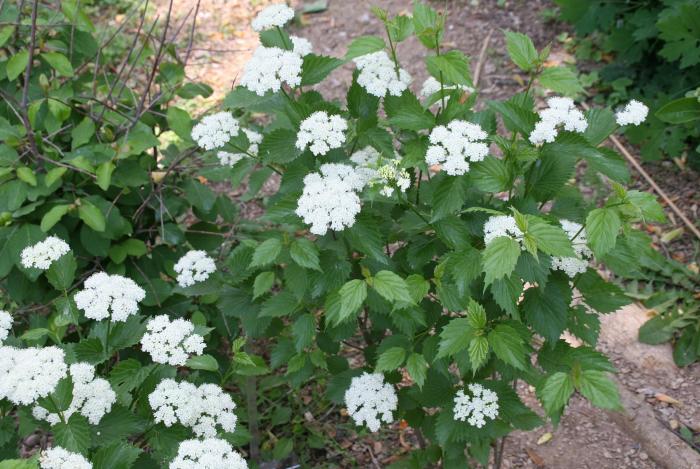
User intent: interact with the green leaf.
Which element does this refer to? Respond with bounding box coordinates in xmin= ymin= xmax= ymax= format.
xmin=183 ymin=179 xmax=216 ymax=213
xmin=166 ymin=106 xmax=193 ymax=141
xmin=345 ymin=35 xmax=386 ymax=59
xmin=575 ymin=269 xmax=629 ymax=313
xmin=336 ymin=279 xmax=367 ymax=324
xmin=371 ymin=270 xmax=412 ymax=304
xmin=431 ymin=175 xmax=467 ymax=222
xmin=504 ymin=31 xmax=538 ymax=71
xmin=7 ymin=50 xmax=29 ymax=81
xmin=259 ymin=291 xmax=299 ymax=318
xmin=584 ymin=108 xmax=617 ymax=145
xmin=437 ymin=318 xmax=474 ymax=358
xmin=292 ymin=314 xmax=315 ymax=352
xmin=92 ymin=441 xmax=142 ymax=469
xmin=45 ymin=167 xmax=68 ymax=187
xmin=253 ymin=271 xmax=275 ymax=299
xmin=471 ymin=157 xmax=511 ymax=192
xmin=384 ymin=91 xmax=435 ymax=131
xmin=406 ymin=352 xmax=428 ymax=387
xmin=41 ymin=204 xmax=71 ymax=232
xmin=38 ymin=376 xmax=73 ymax=412
xmin=46 ymin=252 xmax=77 ymax=290
xmin=523 ymin=274 xmax=571 ymax=343
xmin=525 ymin=216 xmax=575 ymax=257
xmin=0 ymin=460 xmax=38 ymax=469
xmin=78 ymin=202 xmax=106 ymax=232
xmin=250 ymin=238 xmax=282 ymax=268
xmin=376 ymin=347 xmax=406 ymax=372
xmin=71 ymin=117 xmax=96 ymax=150
xmin=538 ymin=67 xmax=584 ymax=96
xmin=578 ymin=370 xmax=621 ymax=410
xmin=482 ymin=236 xmax=521 ymax=285
xmin=259 ymin=129 xmax=301 ymax=164
xmin=301 ymin=54 xmax=344 ymax=86
xmin=96 ymin=161 xmax=115 ymax=191
xmin=53 ymin=414 xmax=91 ymax=454
xmin=41 ymin=52 xmax=74 ymax=77
xmin=466 ymin=300 xmax=487 ymax=331
xmin=586 ymin=207 xmax=621 ymax=257
xmin=425 ymin=50 xmax=472 ymax=86
xmin=16 ymin=167 xmax=37 ymax=187
xmin=290 ymin=238 xmax=321 ymax=270
xmin=185 ymin=354 xmax=219 ymax=372
xmin=540 ymin=371 xmax=574 ymax=414
xmin=656 ymin=96 xmax=700 ymax=124
xmin=468 ymin=336 xmax=490 ymax=372
xmin=488 ymin=324 xmax=527 ymax=370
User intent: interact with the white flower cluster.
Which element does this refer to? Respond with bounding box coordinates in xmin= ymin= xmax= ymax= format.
xmin=529 ymin=97 xmax=588 ymax=145
xmin=191 ymin=112 xmax=240 ymax=151
xmin=350 ymin=147 xmax=410 ymax=196
xmin=20 ymin=236 xmax=70 ymax=270
xmin=149 ymin=379 xmax=237 ymax=437
xmin=290 ymin=35 xmax=312 ymax=57
xmin=74 ymin=272 xmax=145 ymax=322
xmin=483 ymin=215 xmax=523 ymax=246
xmin=296 ymin=164 xmax=364 ymax=235
xmin=375 ymin=160 xmax=411 ymax=197
xmin=425 ymin=120 xmax=489 ymax=175
xmin=141 ymin=315 xmax=205 ymax=366
xmin=353 ymin=51 xmax=411 ymax=97
xmin=551 ymin=219 xmax=593 ymax=278
xmin=251 ymin=3 xmax=294 ymax=32
xmin=615 ymin=99 xmax=649 ymax=126
xmin=295 ymin=111 xmax=347 ymax=156
xmin=453 ymin=383 xmax=499 ymax=428
xmin=344 ymin=372 xmax=398 ymax=432
xmin=33 ymin=363 xmax=115 ymax=425
xmin=0 ymin=310 xmax=12 ymax=344
xmin=174 ymin=250 xmax=216 ymax=288
xmin=217 ymin=129 xmax=262 ymax=167
xmin=0 ymin=346 xmax=67 ymax=405
xmin=40 ymin=447 xmax=92 ymax=469
xmin=240 ymin=45 xmax=303 ymax=96
xmin=170 ymin=438 xmax=248 ymax=469
xmin=420 ymin=76 xmax=474 ymax=101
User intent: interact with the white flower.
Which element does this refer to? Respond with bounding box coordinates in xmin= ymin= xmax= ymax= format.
xmin=551 ymin=219 xmax=592 ymax=278
xmin=191 ymin=112 xmax=240 ymax=151
xmin=350 ymin=146 xmax=381 ymax=167
xmin=295 ymin=164 xmax=365 ymax=235
xmin=20 ymin=236 xmax=70 ymax=270
xmin=40 ymin=446 xmax=92 ymax=469
xmin=483 ymin=215 xmax=523 ymax=246
xmin=74 ymin=272 xmax=145 ymax=322
xmin=344 ymin=372 xmax=397 ymax=432
xmin=217 ymin=129 xmax=262 ymax=167
xmin=290 ymin=35 xmax=312 ymax=57
xmin=251 ymin=3 xmax=294 ymax=32
xmin=0 ymin=310 xmax=12 ymax=344
xmin=420 ymin=76 xmax=474 ymax=101
xmin=295 ymin=111 xmax=347 ymax=156
xmin=615 ymin=100 xmax=648 ymax=126
xmin=350 ymin=147 xmax=410 ymax=195
xmin=453 ymin=383 xmax=499 ymax=428
xmin=149 ymin=379 xmax=237 ymax=438
xmin=529 ymin=97 xmax=587 ymax=145
xmin=33 ymin=363 xmax=115 ymax=425
xmin=141 ymin=315 xmax=205 ymax=366
xmin=170 ymin=438 xmax=248 ymax=469
xmin=353 ymin=51 xmax=411 ymax=97
xmin=240 ymin=46 xmax=303 ymax=96
xmin=426 ymin=120 xmax=489 ymax=175
xmin=174 ymin=250 xmax=216 ymax=288
xmin=0 ymin=346 xmax=67 ymax=405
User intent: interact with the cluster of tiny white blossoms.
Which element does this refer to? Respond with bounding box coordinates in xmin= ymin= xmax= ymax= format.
xmin=191 ymin=112 xmax=240 ymax=151
xmin=426 ymin=120 xmax=489 ymax=175
xmin=251 ymin=3 xmax=294 ymax=32
xmin=350 ymin=147 xmax=410 ymax=196
xmin=33 ymin=363 xmax=115 ymax=425
xmin=241 ymin=45 xmax=303 ymax=96
xmin=141 ymin=315 xmax=205 ymax=366
xmin=40 ymin=446 xmax=92 ymax=469
xmin=290 ymin=35 xmax=312 ymax=56
xmin=529 ymin=96 xmax=588 ymax=145
xmin=149 ymin=379 xmax=237 ymax=437
xmin=170 ymin=438 xmax=248 ymax=469
xmin=74 ymin=272 xmax=146 ymax=322
xmin=353 ymin=51 xmax=412 ymax=97
xmin=0 ymin=346 xmax=67 ymax=405
xmin=344 ymin=372 xmax=398 ymax=432
xmin=0 ymin=310 xmax=12 ymax=344
xmin=217 ymin=129 xmax=262 ymax=167
xmin=174 ymin=250 xmax=217 ymax=288
xmin=453 ymin=383 xmax=499 ymax=428
xmin=615 ymin=99 xmax=649 ymax=126
xmin=20 ymin=236 xmax=70 ymax=270
xmin=551 ymin=219 xmax=593 ymax=277
xmin=420 ymin=76 xmax=474 ymax=101
xmin=375 ymin=160 xmax=411 ymax=197
xmin=295 ymin=111 xmax=348 ymax=156
xmin=483 ymin=215 xmax=524 ymax=246
xmin=295 ymin=163 xmax=365 ymax=235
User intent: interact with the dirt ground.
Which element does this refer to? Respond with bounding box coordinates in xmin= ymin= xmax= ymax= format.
xmin=145 ymin=0 xmax=700 ymax=467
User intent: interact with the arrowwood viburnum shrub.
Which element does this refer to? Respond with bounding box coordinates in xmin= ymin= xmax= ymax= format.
xmin=0 ymin=1 xmax=665 ymax=468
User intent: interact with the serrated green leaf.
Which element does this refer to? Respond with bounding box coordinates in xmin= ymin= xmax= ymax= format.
xmin=468 ymin=336 xmax=490 ymax=372
xmin=586 ymin=207 xmax=621 ymax=257
xmin=345 ymin=35 xmax=386 ymax=59
xmin=336 ymin=279 xmax=367 ymax=324
xmin=259 ymin=291 xmax=299 ymax=318
xmin=540 ymin=371 xmax=574 ymax=414
xmin=376 ymin=346 xmax=406 ymax=372
xmin=505 ymin=31 xmax=538 ymax=71
xmin=578 ymin=370 xmax=621 ymax=410
xmin=253 ymin=271 xmax=275 ymax=299
xmin=539 ymin=66 xmax=584 ymax=96
xmin=406 ymin=352 xmax=428 ymax=387
xmin=482 ymin=236 xmax=521 ymax=285
xmin=371 ymin=270 xmax=412 ymax=304
xmin=488 ymin=324 xmax=527 ymax=370
xmin=437 ymin=318 xmax=473 ymax=358
xmin=53 ymin=414 xmax=91 ymax=454
xmin=250 ymin=238 xmax=282 ymax=268
xmin=185 ymin=354 xmax=219 ymax=371
xmin=290 ymin=238 xmax=321 ymax=271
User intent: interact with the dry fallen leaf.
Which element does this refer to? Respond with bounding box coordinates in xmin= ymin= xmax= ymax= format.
xmin=526 ymin=447 xmax=546 ymax=467
xmin=537 ymin=432 xmax=553 ymax=445
xmin=655 ymin=393 xmax=682 ymax=406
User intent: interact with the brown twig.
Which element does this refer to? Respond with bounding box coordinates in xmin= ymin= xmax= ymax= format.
xmin=473 ymin=28 xmax=494 ymax=88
